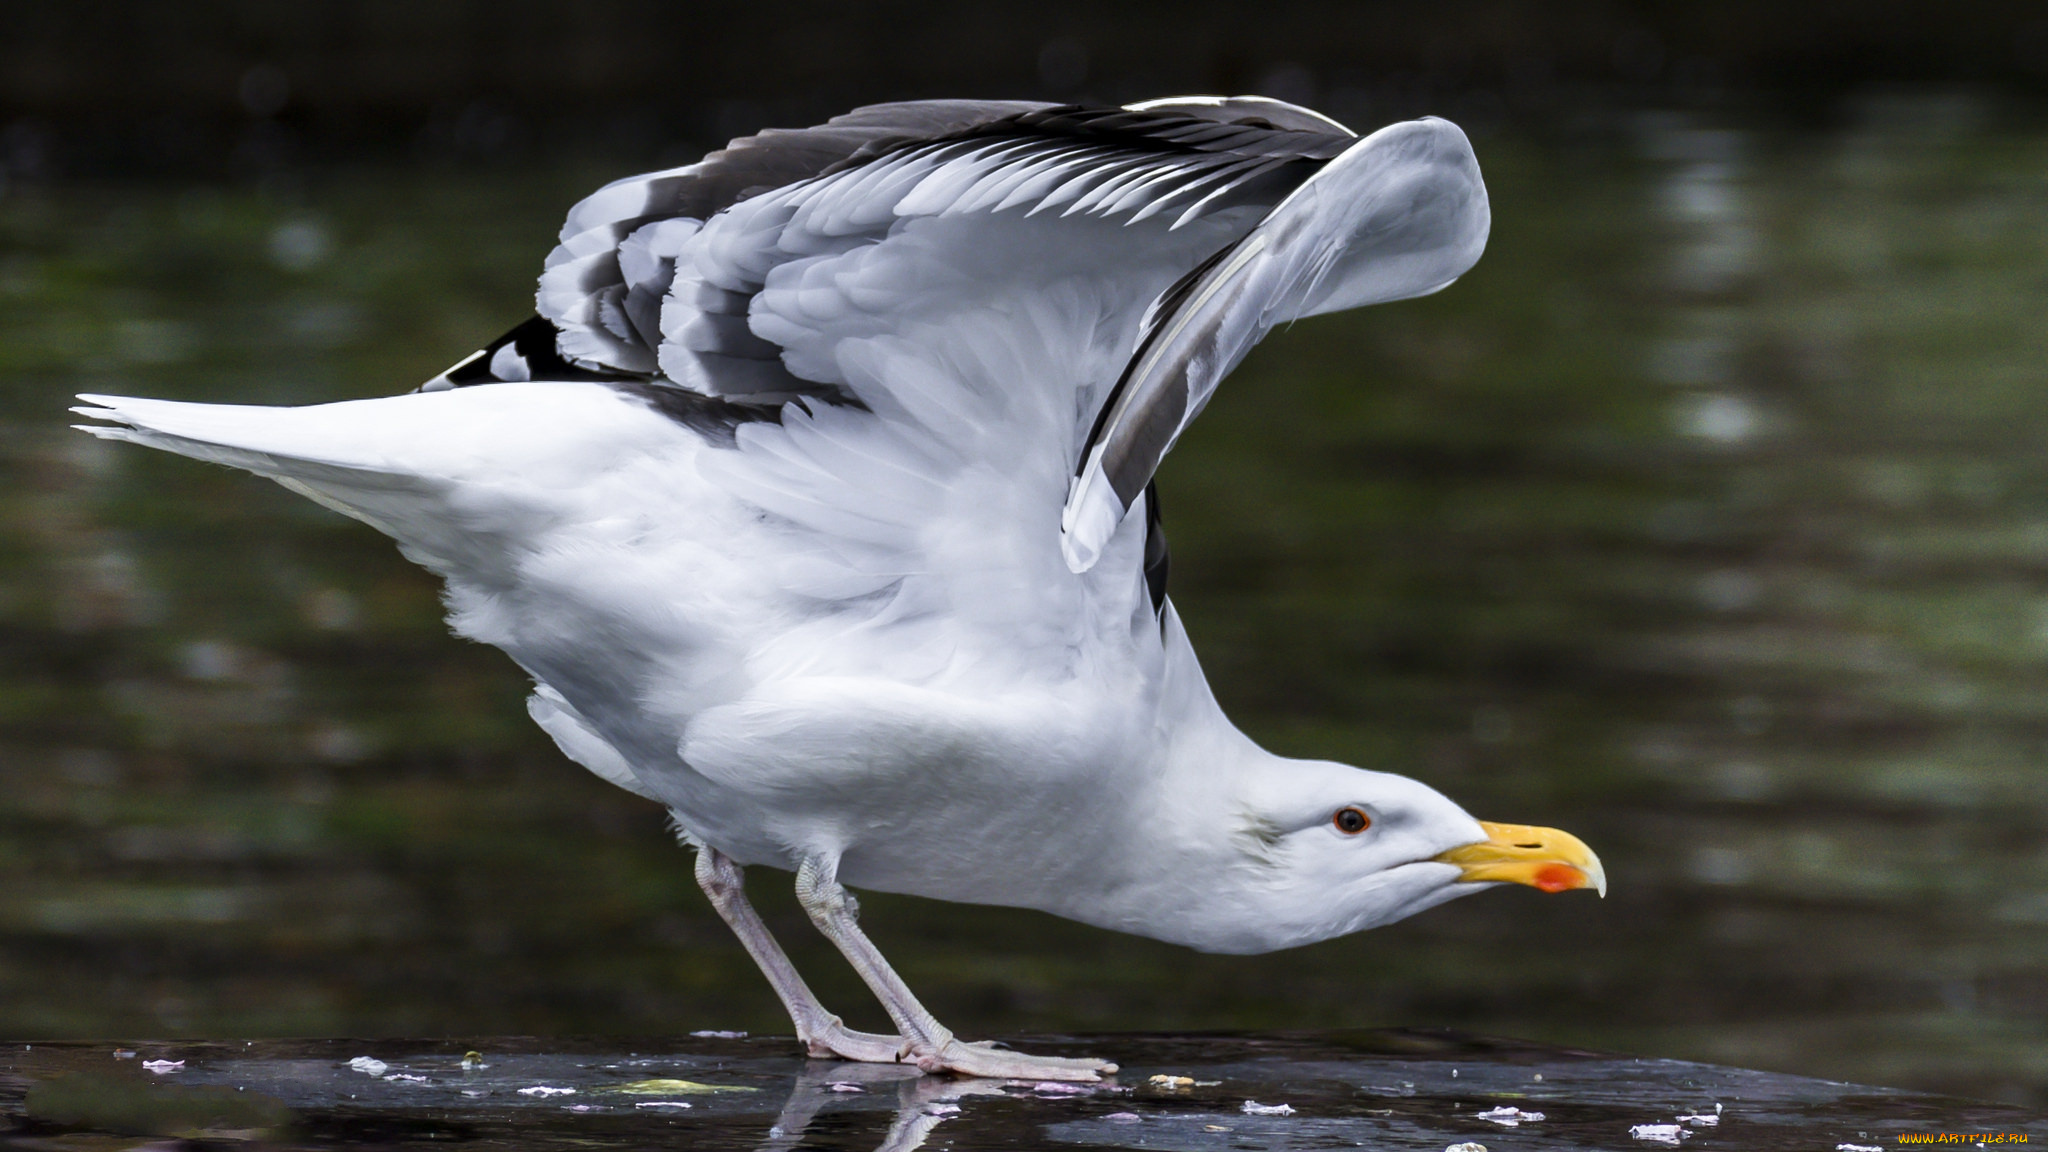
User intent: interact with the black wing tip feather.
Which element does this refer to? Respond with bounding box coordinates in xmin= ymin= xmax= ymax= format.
xmin=948 ymin=103 xmax=1352 ymax=162
xmin=422 ymin=315 xmax=622 ymax=391
xmin=607 ymin=379 xmax=784 ymax=448
xmin=417 ymin=314 xmax=801 ymax=448
xmin=1143 ymin=479 xmax=1170 ymax=617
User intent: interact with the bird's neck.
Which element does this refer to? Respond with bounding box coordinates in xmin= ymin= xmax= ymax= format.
xmin=1038 ymin=605 xmax=1307 ymax=953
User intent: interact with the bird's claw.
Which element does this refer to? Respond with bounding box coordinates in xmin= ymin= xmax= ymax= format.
xmin=911 ymin=1038 xmax=1116 ymax=1082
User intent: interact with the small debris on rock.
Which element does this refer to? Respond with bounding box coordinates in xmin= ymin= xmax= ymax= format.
xmin=518 ymin=1086 xmax=577 ymax=1097
xmin=1677 ymin=1107 xmax=1721 ymax=1126
xmin=141 ymin=1059 xmax=184 ymax=1074
xmin=617 ymin=1078 xmax=759 ymax=1094
xmin=1148 ymin=1074 xmax=1194 ymax=1089
xmin=384 ymin=1073 xmax=430 ymax=1084
xmin=347 ymin=1057 xmax=387 ymax=1077
xmin=689 ymin=1030 xmax=747 ymax=1039
xmin=1242 ymin=1100 xmax=1295 ymax=1115
xmin=1631 ymin=1122 xmax=1690 ymax=1144
xmin=1476 ymin=1105 xmax=1545 ymax=1126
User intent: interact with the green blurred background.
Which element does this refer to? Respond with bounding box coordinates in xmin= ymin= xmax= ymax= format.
xmin=3 ymin=0 xmax=2048 ymax=1108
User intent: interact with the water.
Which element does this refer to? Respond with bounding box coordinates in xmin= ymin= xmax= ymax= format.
xmin=7 ymin=1032 xmax=2039 ymax=1150
xmin=2 ymin=95 xmax=2046 ymax=1104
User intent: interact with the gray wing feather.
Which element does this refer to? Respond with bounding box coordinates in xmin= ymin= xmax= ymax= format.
xmin=542 ymin=101 xmax=1055 ymax=379
xmin=527 ymin=97 xmax=1366 ymax=411
xmin=1061 ymin=117 xmax=1490 ymax=573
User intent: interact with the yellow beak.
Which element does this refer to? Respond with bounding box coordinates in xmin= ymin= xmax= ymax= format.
xmin=1431 ymin=821 xmax=1607 ymax=896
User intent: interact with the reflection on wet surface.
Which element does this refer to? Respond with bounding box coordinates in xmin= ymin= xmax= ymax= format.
xmin=3 ymin=93 xmax=2048 ymax=1104
xmin=4 ymin=1032 xmax=2040 ymax=1151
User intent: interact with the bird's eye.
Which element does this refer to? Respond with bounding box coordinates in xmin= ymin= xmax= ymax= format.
xmin=1333 ymin=807 xmax=1371 ymax=835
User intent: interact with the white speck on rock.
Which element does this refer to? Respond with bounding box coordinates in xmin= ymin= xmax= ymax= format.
xmin=1677 ymin=1108 xmax=1720 ymax=1126
xmin=635 ymin=1101 xmax=692 ymax=1109
xmin=383 ymin=1073 xmax=429 ymax=1083
xmin=689 ymin=1030 xmax=747 ymax=1039
xmin=141 ymin=1059 xmax=184 ymax=1074
xmin=346 ymin=1057 xmax=387 ymax=1077
xmin=518 ymin=1086 xmax=576 ymax=1097
xmin=826 ymin=1082 xmax=865 ymax=1093
xmin=1106 ymin=1112 xmax=1142 ymax=1123
xmin=1632 ymin=1122 xmax=1690 ymax=1144
xmin=1476 ymin=1105 xmax=1545 ymax=1126
xmin=1242 ymin=1100 xmax=1295 ymax=1115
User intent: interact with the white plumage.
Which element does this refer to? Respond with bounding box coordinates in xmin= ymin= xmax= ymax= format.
xmin=76 ymin=96 xmax=1601 ymax=1081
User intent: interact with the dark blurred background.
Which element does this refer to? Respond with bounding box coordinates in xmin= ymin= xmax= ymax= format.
xmin=8 ymin=1 xmax=2048 ymax=177
xmin=4 ymin=0 xmax=2048 ymax=1109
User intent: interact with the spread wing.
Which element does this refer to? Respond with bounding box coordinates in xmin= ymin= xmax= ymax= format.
xmin=178 ymin=98 xmax=1481 ymax=671
xmin=624 ymin=100 xmax=1378 ymax=658
xmin=485 ymin=99 xmax=1486 ymax=597
xmin=388 ymin=97 xmax=1488 ymax=675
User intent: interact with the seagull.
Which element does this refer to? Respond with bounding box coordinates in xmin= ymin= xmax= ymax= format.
xmin=75 ymin=95 xmax=1604 ymax=1081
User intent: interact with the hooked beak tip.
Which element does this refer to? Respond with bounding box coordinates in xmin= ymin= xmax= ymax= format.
xmin=1432 ymin=821 xmax=1607 ymax=898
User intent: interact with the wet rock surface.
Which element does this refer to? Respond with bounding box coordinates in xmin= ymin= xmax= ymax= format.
xmin=2 ymin=1030 xmax=2038 ymax=1150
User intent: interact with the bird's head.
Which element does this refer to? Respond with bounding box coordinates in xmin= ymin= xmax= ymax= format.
xmin=1173 ymin=758 xmax=1603 ymax=954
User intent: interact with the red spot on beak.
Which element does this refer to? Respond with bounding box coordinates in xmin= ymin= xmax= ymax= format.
xmin=1533 ymin=864 xmax=1583 ymax=893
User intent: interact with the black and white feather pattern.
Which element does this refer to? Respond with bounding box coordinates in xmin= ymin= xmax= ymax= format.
xmin=533 ymin=99 xmax=1356 ymax=396
xmin=409 ymin=95 xmax=1484 ymax=584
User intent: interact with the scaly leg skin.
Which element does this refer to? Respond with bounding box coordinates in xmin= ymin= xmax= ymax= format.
xmin=795 ymin=856 xmax=1118 ymax=1082
xmin=691 ymin=842 xmax=907 ymax=1064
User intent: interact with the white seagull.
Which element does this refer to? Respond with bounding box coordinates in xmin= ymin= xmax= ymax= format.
xmin=76 ymin=96 xmax=1604 ymax=1081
